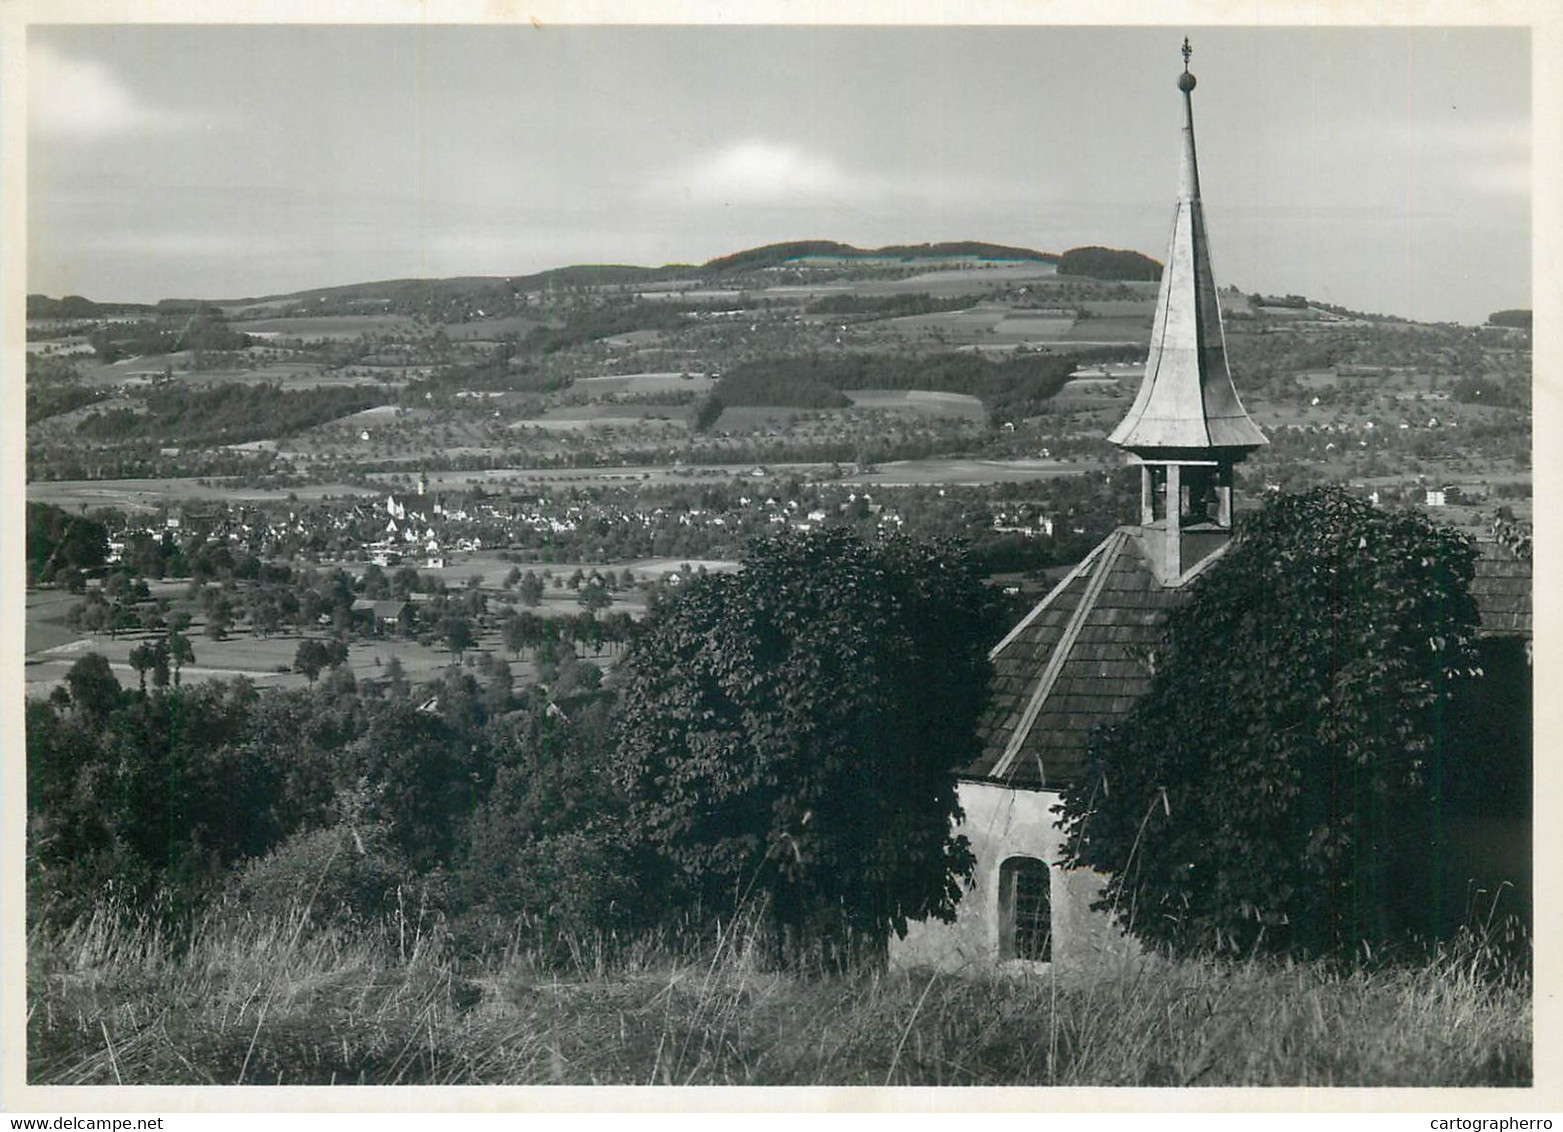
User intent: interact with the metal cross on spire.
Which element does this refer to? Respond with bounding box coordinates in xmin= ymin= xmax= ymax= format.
xmin=1182 ymin=37 xmax=1192 ymax=71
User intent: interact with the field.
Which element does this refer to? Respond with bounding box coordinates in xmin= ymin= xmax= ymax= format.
xmin=22 ymin=546 xmax=731 ymax=698
xmin=841 ymin=389 xmax=987 ymax=421
xmin=845 ymin=457 xmax=1094 ymax=487
xmin=709 ymin=405 xmax=819 ymax=431
xmin=381 ymin=464 xmax=834 ymax=493
xmin=852 ymin=261 xmax=1060 ymax=297
xmin=1061 ymin=315 xmax=1154 ymax=343
xmin=990 ymin=313 xmax=1077 ymax=338
xmin=523 ymin=405 xmax=690 ymax=429
xmin=26 ymin=905 xmax=1529 ymax=1086
xmin=27 ymin=477 xmax=376 ymax=513
xmin=26 ymin=455 xmax=1101 ymax=517
xmin=443 ymin=314 xmax=542 ymax=340
xmin=572 ymin=371 xmax=714 ymax=395
xmin=71 ymin=353 xmax=403 ymax=392
xmin=230 ymin=314 xmax=420 ymax=339
xmin=23 ymin=593 xmax=639 ymax=700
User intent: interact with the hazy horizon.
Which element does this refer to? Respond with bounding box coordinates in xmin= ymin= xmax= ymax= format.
xmin=28 ymin=24 xmax=1531 ymax=324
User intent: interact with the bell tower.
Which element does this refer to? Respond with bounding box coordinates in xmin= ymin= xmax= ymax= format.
xmin=1108 ymin=40 xmax=1266 ymax=583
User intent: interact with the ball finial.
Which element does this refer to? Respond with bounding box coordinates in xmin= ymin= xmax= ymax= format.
xmin=1178 ymin=70 xmax=1197 ymax=92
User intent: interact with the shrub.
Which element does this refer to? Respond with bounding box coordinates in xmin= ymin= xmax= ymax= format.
xmin=233 ymin=821 xmax=425 ymax=929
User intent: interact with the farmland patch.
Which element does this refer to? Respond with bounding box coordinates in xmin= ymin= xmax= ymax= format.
xmin=231 ymin=314 xmax=419 ymax=339
xmin=842 ymin=389 xmax=986 ymax=420
xmin=574 ymin=372 xmax=715 ymax=396
xmin=1061 ymin=315 xmax=1152 ymax=344
xmin=843 ymin=457 xmax=1095 ymax=486
xmin=27 ymin=477 xmax=376 ymax=513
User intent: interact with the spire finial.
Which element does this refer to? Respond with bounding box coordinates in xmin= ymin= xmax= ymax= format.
xmin=1178 ymin=37 xmax=1197 ymax=92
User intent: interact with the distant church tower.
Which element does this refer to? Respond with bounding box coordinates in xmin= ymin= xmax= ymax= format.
xmin=1108 ymin=39 xmax=1266 ymax=582
xmin=890 ymin=42 xmax=1267 ymax=974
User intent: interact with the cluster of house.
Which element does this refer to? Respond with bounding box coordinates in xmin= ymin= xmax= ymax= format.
xmin=370 ymin=480 xmax=482 ymax=569
xmin=988 ymin=502 xmax=1055 ymax=538
xmin=98 ymin=473 xmax=921 ymax=579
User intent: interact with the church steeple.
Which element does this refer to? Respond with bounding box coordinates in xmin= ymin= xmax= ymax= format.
xmin=1109 ymin=41 xmax=1266 ymax=583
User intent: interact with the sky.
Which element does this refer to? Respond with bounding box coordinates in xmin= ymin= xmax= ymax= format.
xmin=26 ymin=23 xmax=1532 ymax=325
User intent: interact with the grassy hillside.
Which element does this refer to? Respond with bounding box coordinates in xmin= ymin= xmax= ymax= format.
xmin=28 ymin=902 xmax=1528 ymax=1086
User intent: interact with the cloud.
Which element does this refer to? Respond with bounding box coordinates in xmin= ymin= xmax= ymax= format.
xmin=659 ymin=140 xmax=859 ymax=206
xmin=29 ymin=42 xmax=193 ymax=137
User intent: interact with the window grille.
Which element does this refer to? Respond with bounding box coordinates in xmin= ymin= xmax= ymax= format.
xmin=1000 ymin=857 xmax=1052 ymax=962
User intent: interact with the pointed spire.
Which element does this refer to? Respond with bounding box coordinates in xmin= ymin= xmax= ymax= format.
xmin=1108 ymin=43 xmax=1265 ymax=456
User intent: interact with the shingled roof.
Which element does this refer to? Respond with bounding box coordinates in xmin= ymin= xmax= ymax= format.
xmin=963 ymin=528 xmax=1226 ymax=790
xmin=965 ymin=521 xmax=1533 ymax=793
xmin=1470 ymin=537 xmax=1532 ymax=636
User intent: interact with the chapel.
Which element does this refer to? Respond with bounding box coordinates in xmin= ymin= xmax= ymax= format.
xmin=891 ymin=43 xmax=1268 ymax=972
xmin=890 ymin=44 xmax=1533 ymax=973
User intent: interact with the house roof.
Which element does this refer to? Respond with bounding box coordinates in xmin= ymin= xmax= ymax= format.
xmin=351 ymin=598 xmax=410 ymax=619
xmin=965 ymin=522 xmax=1534 ymax=792
xmin=1470 ymin=537 xmax=1532 ymax=636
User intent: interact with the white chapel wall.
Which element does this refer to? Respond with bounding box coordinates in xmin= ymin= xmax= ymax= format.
xmin=889 ymin=780 xmax=1138 ymax=975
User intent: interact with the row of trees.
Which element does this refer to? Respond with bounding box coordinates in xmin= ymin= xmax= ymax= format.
xmin=75 ymin=382 xmax=381 ymax=448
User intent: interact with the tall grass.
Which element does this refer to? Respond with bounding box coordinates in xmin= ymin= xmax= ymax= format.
xmin=27 ymin=900 xmax=1530 ymax=1087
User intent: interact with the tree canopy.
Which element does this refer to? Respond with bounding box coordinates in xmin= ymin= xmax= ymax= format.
xmin=1059 ymin=487 xmax=1484 ymax=960
xmin=613 ymin=529 xmax=998 ymax=966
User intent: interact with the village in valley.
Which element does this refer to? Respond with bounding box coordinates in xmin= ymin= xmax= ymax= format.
xmin=19 ymin=23 xmax=1536 ymax=1092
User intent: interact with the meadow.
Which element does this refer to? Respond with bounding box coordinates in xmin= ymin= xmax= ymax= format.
xmin=26 ymin=901 xmax=1529 ymax=1087
xmin=844 ymin=458 xmax=1093 ymax=487
xmin=26 ymin=477 xmax=376 ymax=513
xmin=841 ymin=389 xmax=987 ymax=421
xmin=231 ymin=314 xmax=420 ymax=339
xmin=1061 ymin=315 xmax=1154 ymax=343
xmin=572 ymin=371 xmax=715 ymax=395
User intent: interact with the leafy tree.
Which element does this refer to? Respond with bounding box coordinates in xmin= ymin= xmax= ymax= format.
xmin=293 ymin=638 xmax=330 ymax=684
xmin=504 ymin=610 xmax=543 ymax=658
xmin=251 ymin=595 xmax=282 ymax=638
xmin=577 ymin=580 xmax=612 ymax=613
xmin=516 ymin=572 xmax=544 ymax=608
xmin=381 ymin=654 xmax=409 ymax=698
xmin=344 ymin=697 xmax=480 ymax=870
xmin=166 ymin=629 xmax=195 ymax=686
xmin=459 ymin=704 xmax=639 ymax=954
xmin=441 ymin=614 xmax=475 ymax=657
xmin=128 ymin=642 xmax=159 ymax=692
xmin=27 ymin=503 xmax=108 ymax=584
xmin=64 ymin=653 xmax=121 ymax=722
xmin=614 ymin=529 xmax=994 ymax=967
xmin=1059 ymin=488 xmax=1483 ymax=960
xmin=323 ymin=637 xmax=350 ymax=669
xmin=361 ymin=563 xmax=390 ymax=599
xmin=203 ymin=596 xmax=232 ymax=641
xmin=391 ymin=566 xmax=422 ymax=599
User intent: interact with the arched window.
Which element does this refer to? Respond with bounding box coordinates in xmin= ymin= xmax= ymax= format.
xmin=999 ymin=857 xmax=1052 ymax=962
